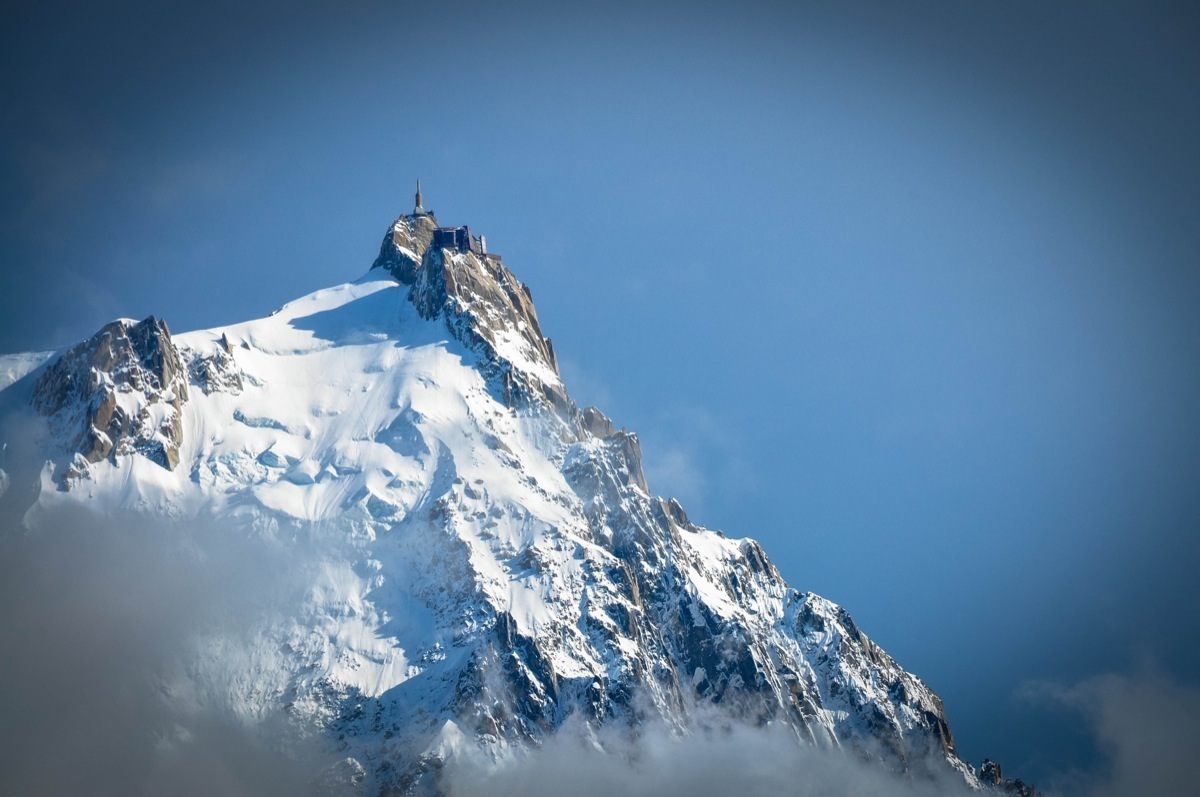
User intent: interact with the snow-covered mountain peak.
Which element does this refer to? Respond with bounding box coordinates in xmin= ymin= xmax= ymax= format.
xmin=0 ymin=207 xmax=1034 ymax=795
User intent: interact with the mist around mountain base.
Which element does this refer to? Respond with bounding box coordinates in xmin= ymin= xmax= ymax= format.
xmin=1 ymin=503 xmax=1194 ymax=796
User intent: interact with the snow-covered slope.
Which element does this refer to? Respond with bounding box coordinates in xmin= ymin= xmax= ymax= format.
xmin=0 ymin=210 xmax=1029 ymax=795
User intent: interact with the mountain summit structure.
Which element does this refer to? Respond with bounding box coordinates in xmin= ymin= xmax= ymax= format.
xmin=413 ymin=179 xmax=428 ymax=216
xmin=0 ymin=198 xmax=1032 ymax=796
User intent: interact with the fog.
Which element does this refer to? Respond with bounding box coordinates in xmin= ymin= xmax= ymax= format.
xmin=1 ymin=503 xmax=1193 ymax=796
xmin=1024 ymin=669 xmax=1200 ymax=797
xmin=0 ymin=507 xmax=335 ymax=796
xmin=444 ymin=712 xmax=975 ymax=797
xmin=0 ymin=504 xmax=979 ymax=797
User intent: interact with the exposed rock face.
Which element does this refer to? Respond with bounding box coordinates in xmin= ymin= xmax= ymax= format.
xmin=980 ymin=758 xmax=1037 ymax=795
xmin=185 ymin=334 xmax=243 ymax=396
xmin=2 ymin=210 xmax=1033 ymax=795
xmin=374 ymin=213 xmax=570 ymax=416
xmin=295 ymin=215 xmax=1004 ymax=791
xmin=317 ymin=396 xmax=983 ymax=793
xmin=575 ymin=405 xmax=649 ymax=492
xmin=559 ymin=432 xmax=970 ymax=779
xmin=32 ymin=316 xmax=188 ymax=474
xmin=581 ymin=405 xmax=616 ymax=438
xmin=372 ymin=213 xmax=439 ymax=284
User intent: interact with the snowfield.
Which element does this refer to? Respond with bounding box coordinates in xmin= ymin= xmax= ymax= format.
xmin=0 ymin=212 xmax=1018 ymax=796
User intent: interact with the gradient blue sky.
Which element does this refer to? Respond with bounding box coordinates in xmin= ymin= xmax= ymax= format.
xmin=3 ymin=0 xmax=1198 ymax=787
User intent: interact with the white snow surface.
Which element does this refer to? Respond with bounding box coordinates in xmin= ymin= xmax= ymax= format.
xmin=0 ymin=265 xmax=981 ymax=794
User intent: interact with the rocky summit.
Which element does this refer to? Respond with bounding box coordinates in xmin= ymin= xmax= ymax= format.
xmin=0 ymin=198 xmax=1029 ymax=795
xmin=32 ymin=315 xmax=188 ymax=478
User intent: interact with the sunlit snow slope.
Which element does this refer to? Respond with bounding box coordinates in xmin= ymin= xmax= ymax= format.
xmin=0 ymin=210 xmax=1015 ymax=795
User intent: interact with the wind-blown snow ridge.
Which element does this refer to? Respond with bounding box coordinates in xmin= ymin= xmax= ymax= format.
xmin=0 ymin=210 xmax=1031 ymax=796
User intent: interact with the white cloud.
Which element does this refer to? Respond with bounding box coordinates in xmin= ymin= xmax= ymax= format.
xmin=1024 ymin=668 xmax=1200 ymax=797
xmin=556 ymin=355 xmax=616 ymax=412
xmin=0 ymin=507 xmax=338 ymax=796
xmin=443 ymin=714 xmax=975 ymax=797
xmin=638 ymin=402 xmax=758 ymax=516
xmin=643 ymin=442 xmax=709 ymax=509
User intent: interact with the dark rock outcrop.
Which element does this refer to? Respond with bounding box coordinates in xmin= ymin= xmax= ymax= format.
xmin=581 ymin=406 xmax=616 ymax=438
xmin=186 ymin=335 xmax=243 ymax=396
xmin=33 ymin=316 xmax=188 ymax=473
xmin=374 ymin=213 xmax=570 ymax=416
xmin=980 ymin=758 xmax=1037 ymax=795
xmin=372 ymin=213 xmax=439 ymax=284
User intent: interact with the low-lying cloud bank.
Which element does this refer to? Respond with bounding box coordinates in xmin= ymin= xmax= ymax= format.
xmin=443 ymin=715 xmax=974 ymax=797
xmin=1025 ymin=669 xmax=1200 ymax=797
xmin=0 ymin=507 xmax=336 ymax=796
xmin=0 ymin=506 xmax=980 ymax=797
xmin=444 ymin=670 xmax=1200 ymax=797
xmin=1 ymin=504 xmax=1195 ymax=797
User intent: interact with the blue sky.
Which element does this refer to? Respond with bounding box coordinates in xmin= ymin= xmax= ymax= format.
xmin=3 ymin=0 xmax=1198 ymax=787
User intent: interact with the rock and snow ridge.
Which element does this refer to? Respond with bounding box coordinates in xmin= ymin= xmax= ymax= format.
xmin=0 ymin=209 xmax=1033 ymax=795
